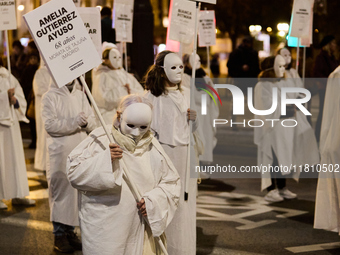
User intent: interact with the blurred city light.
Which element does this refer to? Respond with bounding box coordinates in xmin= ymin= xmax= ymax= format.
xmin=162 ymin=17 xmax=169 ymax=28
xmin=277 ymin=23 xmax=289 ymax=33
xmin=278 ymin=30 xmax=286 ymax=37
xmin=17 ymin=5 xmax=25 ymax=11
xmin=96 ymin=6 xmax=102 ymax=11
xmin=249 ymin=25 xmax=262 ymax=36
xmin=266 ymin=27 xmax=272 ymax=33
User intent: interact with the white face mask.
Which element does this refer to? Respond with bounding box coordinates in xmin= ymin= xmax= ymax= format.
xmin=163 ymin=53 xmax=184 ymax=84
xmin=279 ymin=48 xmax=291 ymax=66
xmin=109 ymin=49 xmax=122 ymax=69
xmin=120 ymin=103 xmax=152 ymax=141
xmin=274 ymin=55 xmax=286 ymax=78
xmin=189 ymin=53 xmax=201 ymax=70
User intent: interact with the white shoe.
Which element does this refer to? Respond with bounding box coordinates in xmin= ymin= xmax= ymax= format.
xmin=0 ymin=201 xmax=8 ymax=210
xmin=279 ymin=188 xmax=297 ymax=199
xmin=264 ymin=189 xmax=284 ymax=202
xmin=12 ymin=198 xmax=36 ymax=206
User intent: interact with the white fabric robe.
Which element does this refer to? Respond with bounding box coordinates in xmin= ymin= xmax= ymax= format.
xmin=182 ymin=73 xmax=219 ymax=163
xmin=66 ymin=126 xmax=180 ymax=255
xmin=92 ymin=65 xmax=144 ymax=124
xmin=144 ymin=87 xmax=198 ymax=255
xmin=33 ymin=65 xmax=51 ymax=171
xmin=41 ymin=81 xmax=97 ymax=226
xmin=0 ymin=67 xmax=30 ymax=199
xmin=254 ymin=80 xmax=299 ymax=191
xmin=314 ymin=65 xmax=340 ymax=233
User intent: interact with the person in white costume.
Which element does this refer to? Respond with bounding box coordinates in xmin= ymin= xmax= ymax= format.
xmin=41 ymin=79 xmax=97 ymax=253
xmin=0 ymin=64 xmax=36 ymax=210
xmin=144 ymin=51 xmax=198 ymax=255
xmin=92 ymin=47 xmax=144 ymax=124
xmin=182 ymin=53 xmax=219 ymax=164
xmin=254 ymin=55 xmax=300 ymax=202
xmin=278 ymin=48 xmax=319 ymax=169
xmin=33 ymin=61 xmax=51 ymax=171
xmin=314 ymin=65 xmax=340 ymax=234
xmin=66 ymin=94 xmax=180 ymax=255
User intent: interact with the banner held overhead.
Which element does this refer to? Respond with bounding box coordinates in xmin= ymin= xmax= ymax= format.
xmin=23 ymin=0 xmax=101 ymax=88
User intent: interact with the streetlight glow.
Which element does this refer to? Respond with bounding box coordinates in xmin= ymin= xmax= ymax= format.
xmin=277 ymin=23 xmax=289 ymax=33
xmin=17 ymin=5 xmax=25 ymax=11
xmin=266 ymin=27 xmax=272 ymax=33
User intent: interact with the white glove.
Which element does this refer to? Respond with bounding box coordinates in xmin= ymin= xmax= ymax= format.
xmin=76 ymin=112 xmax=88 ymax=127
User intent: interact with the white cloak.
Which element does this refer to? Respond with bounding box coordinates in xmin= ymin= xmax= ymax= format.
xmin=66 ymin=126 xmax=180 ymax=255
xmin=144 ymin=86 xmax=198 ymax=255
xmin=33 ymin=65 xmax=51 ymax=171
xmin=182 ymin=73 xmax=219 ymax=163
xmin=0 ymin=67 xmax=30 ymax=199
xmin=314 ymin=65 xmax=340 ymax=233
xmin=41 ymin=81 xmax=97 ymax=226
xmin=92 ymin=65 xmax=144 ymax=124
xmin=254 ymin=80 xmax=299 ymax=191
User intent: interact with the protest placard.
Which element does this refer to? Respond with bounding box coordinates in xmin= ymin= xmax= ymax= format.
xmin=289 ymin=0 xmax=314 ymax=41
xmin=77 ymin=7 xmax=101 ymax=56
xmin=198 ymin=10 xmax=216 ymax=47
xmin=169 ymin=0 xmax=196 ymax=44
xmin=190 ymin=0 xmax=216 ymax=4
xmin=114 ymin=0 xmax=133 ymax=43
xmin=23 ymin=0 xmax=101 ymax=88
xmin=0 ymin=0 xmax=17 ymax=30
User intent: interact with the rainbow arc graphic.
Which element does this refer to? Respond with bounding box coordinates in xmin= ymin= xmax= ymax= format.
xmin=197 ymin=82 xmax=222 ymax=106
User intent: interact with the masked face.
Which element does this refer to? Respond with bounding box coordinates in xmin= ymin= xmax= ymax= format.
xmin=279 ymin=48 xmax=291 ymax=66
xmin=274 ymin=55 xmax=286 ymax=78
xmin=120 ymin=103 xmax=152 ymax=141
xmin=109 ymin=49 xmax=122 ymax=69
xmin=163 ymin=53 xmax=184 ymax=84
xmin=189 ymin=53 xmax=201 ymax=70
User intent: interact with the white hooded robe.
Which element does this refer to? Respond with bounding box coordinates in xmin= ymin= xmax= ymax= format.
xmin=66 ymin=126 xmax=180 ymax=255
xmin=144 ymin=86 xmax=198 ymax=255
xmin=33 ymin=65 xmax=51 ymax=171
xmin=314 ymin=65 xmax=340 ymax=233
xmin=41 ymin=81 xmax=97 ymax=226
xmin=0 ymin=67 xmax=30 ymax=200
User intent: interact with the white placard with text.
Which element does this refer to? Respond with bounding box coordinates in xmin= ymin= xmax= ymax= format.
xmin=23 ymin=0 xmax=101 ymax=88
xmin=0 ymin=0 xmax=17 ymax=30
xmin=290 ymin=0 xmax=314 ymax=41
xmin=77 ymin=7 xmax=101 ymax=57
xmin=198 ymin=10 xmax=216 ymax=47
xmin=169 ymin=0 xmax=196 ymax=44
xmin=114 ymin=0 xmax=134 ymax=43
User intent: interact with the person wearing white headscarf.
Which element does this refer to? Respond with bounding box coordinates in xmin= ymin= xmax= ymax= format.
xmin=92 ymin=47 xmax=144 ymax=124
xmin=66 ymin=94 xmax=180 ymax=255
xmin=42 ymin=79 xmax=97 ymax=252
xmin=0 ymin=64 xmax=35 ymax=210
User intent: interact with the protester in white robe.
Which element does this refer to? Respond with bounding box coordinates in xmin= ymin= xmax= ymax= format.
xmin=182 ymin=53 xmax=219 ymax=164
xmin=66 ymin=94 xmax=180 ymax=255
xmin=314 ymin=65 xmax=340 ymax=233
xmin=41 ymin=79 xmax=97 ymax=252
xmin=33 ymin=61 xmax=51 ymax=171
xmin=0 ymin=65 xmax=36 ymax=210
xmin=254 ymin=55 xmax=300 ymax=202
xmin=92 ymin=47 xmax=144 ymax=124
xmin=278 ymin=48 xmax=319 ymax=168
xmin=144 ymin=51 xmax=198 ymax=255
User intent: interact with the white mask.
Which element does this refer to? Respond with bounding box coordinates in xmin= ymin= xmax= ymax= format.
xmin=109 ymin=49 xmax=122 ymax=69
xmin=189 ymin=53 xmax=201 ymax=70
xmin=274 ymin=55 xmax=286 ymax=78
xmin=279 ymin=48 xmax=291 ymax=66
xmin=120 ymin=103 xmax=152 ymax=142
xmin=163 ymin=53 xmax=184 ymax=84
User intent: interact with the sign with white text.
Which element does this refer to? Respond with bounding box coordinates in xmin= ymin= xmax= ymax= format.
xmin=77 ymin=7 xmax=101 ymax=57
xmin=190 ymin=0 xmax=216 ymax=4
xmin=169 ymin=0 xmax=196 ymax=44
xmin=0 ymin=0 xmax=17 ymax=30
xmin=289 ymin=0 xmax=314 ymax=44
xmin=23 ymin=0 xmax=101 ymax=87
xmin=114 ymin=0 xmax=133 ymax=43
xmin=198 ymin=10 xmax=216 ymax=47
